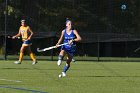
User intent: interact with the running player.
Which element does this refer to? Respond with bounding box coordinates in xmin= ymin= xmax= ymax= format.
xmin=12 ymin=19 xmax=37 ymax=65
xmin=56 ymin=19 xmax=82 ymax=77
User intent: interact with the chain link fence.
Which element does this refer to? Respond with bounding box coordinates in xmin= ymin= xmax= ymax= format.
xmin=0 ymin=0 xmax=140 ymax=61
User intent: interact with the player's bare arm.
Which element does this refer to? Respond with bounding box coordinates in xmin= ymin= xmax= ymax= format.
xmin=12 ymin=29 xmax=21 ymax=39
xmin=68 ymin=30 xmax=82 ymax=44
xmin=73 ymin=30 xmax=82 ymax=42
xmin=56 ymin=30 xmax=64 ymax=45
xmin=27 ymin=27 xmax=33 ymax=40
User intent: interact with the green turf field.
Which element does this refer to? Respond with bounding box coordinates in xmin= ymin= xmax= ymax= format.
xmin=0 ymin=60 xmax=140 ymax=93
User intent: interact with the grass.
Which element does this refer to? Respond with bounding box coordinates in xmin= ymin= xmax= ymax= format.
xmin=0 ymin=60 xmax=140 ymax=93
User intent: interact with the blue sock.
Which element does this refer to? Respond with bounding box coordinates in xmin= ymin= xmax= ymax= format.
xmin=63 ymin=65 xmax=70 ymax=73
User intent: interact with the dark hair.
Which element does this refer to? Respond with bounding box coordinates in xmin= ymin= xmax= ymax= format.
xmin=66 ymin=18 xmax=72 ymax=24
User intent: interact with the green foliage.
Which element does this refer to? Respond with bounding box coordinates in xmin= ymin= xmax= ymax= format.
xmin=0 ymin=0 xmax=139 ymax=33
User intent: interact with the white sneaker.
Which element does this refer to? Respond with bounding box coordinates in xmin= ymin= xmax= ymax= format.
xmin=58 ymin=72 xmax=66 ymax=78
xmin=57 ymin=60 xmax=62 ymax=66
xmin=62 ymin=72 xmax=66 ymax=77
xmin=14 ymin=61 xmax=21 ymax=64
xmin=32 ymin=61 xmax=37 ymax=65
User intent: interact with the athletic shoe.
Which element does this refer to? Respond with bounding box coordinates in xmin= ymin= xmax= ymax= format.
xmin=14 ymin=61 xmax=21 ymax=64
xmin=61 ymin=72 xmax=66 ymax=77
xmin=32 ymin=61 xmax=38 ymax=65
xmin=58 ymin=72 xmax=66 ymax=78
xmin=57 ymin=60 xmax=62 ymax=66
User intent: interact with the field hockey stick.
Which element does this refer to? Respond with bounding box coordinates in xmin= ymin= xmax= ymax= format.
xmin=7 ymin=36 xmax=21 ymax=39
xmin=134 ymin=47 xmax=140 ymax=52
xmin=37 ymin=43 xmax=68 ymax=52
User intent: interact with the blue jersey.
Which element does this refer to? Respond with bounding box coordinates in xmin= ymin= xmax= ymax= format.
xmin=62 ymin=29 xmax=76 ymax=56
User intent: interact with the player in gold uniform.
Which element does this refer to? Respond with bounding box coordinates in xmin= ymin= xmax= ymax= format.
xmin=12 ymin=20 xmax=37 ymax=65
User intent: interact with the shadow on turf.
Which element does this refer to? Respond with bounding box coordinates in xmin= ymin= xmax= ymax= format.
xmin=0 ymin=68 xmax=58 ymax=70
xmin=81 ymin=75 xmax=140 ymax=77
xmin=1 ymin=68 xmax=32 ymax=69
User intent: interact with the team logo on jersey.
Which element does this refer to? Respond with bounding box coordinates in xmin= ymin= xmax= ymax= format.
xmin=65 ymin=37 xmax=74 ymax=39
xmin=21 ymin=30 xmax=25 ymax=33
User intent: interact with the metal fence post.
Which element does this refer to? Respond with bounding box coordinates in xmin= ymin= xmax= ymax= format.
xmin=97 ymin=35 xmax=100 ymax=61
xmin=4 ymin=0 xmax=8 ymax=60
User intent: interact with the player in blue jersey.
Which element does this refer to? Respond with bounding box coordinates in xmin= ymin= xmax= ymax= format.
xmin=56 ymin=19 xmax=82 ymax=77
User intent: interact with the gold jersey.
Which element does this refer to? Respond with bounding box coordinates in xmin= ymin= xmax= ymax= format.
xmin=19 ymin=26 xmax=29 ymax=40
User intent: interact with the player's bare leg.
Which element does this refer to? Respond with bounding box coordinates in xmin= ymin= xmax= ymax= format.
xmin=57 ymin=50 xmax=65 ymax=66
xmin=14 ymin=45 xmax=26 ymax=64
xmin=59 ymin=53 xmax=72 ymax=77
xmin=27 ymin=46 xmax=37 ymax=65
